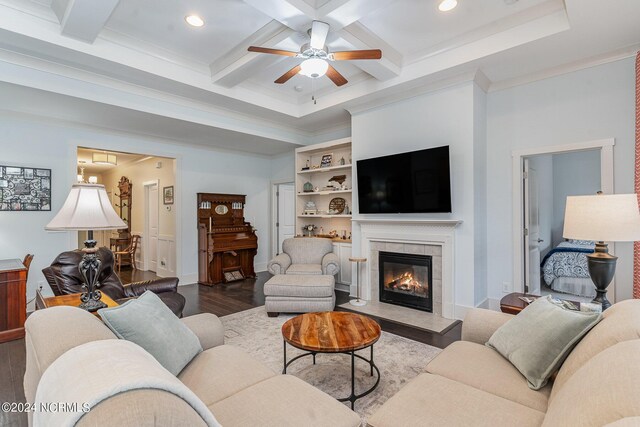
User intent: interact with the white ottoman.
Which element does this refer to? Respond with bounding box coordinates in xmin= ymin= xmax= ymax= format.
xmin=264 ymin=275 xmax=335 ymax=317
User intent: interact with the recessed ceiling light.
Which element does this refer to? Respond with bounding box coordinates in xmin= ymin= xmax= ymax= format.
xmin=185 ymin=14 xmax=204 ymax=27
xmin=438 ymin=0 xmax=458 ymax=12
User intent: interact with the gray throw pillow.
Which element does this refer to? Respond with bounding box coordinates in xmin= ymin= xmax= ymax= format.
xmin=487 ymin=295 xmax=601 ymax=390
xmin=98 ymin=291 xmax=202 ymax=375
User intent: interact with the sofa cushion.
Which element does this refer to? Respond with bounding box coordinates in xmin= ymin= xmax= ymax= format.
xmin=426 ymin=341 xmax=551 ymax=412
xmin=551 ymin=299 xmax=640 ymax=401
xmin=543 ymin=340 xmax=640 ymax=427
xmin=209 ymin=374 xmax=361 ymax=427
xmin=98 ymin=291 xmax=202 ymax=376
xmin=283 ymin=237 xmax=333 ymax=265
xmin=487 ymin=295 xmax=601 ymax=390
xmin=286 ymin=264 xmax=323 ymax=275
xmin=368 ymin=373 xmax=545 ymax=427
xmin=264 ymin=274 xmax=334 ymax=297
xmin=179 ymin=345 xmax=276 ymax=406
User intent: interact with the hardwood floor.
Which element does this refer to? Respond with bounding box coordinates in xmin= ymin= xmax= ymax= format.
xmin=0 ymin=270 xmax=460 ymax=426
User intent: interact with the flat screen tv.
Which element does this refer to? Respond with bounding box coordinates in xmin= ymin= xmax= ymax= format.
xmin=357 ymin=146 xmax=451 ymax=214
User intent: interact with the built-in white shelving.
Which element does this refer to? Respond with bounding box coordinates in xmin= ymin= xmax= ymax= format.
xmin=297 ymin=190 xmax=352 ymax=196
xmin=296 ymin=164 xmax=352 ymax=174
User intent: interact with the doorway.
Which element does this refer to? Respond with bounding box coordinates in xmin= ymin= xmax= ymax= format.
xmin=513 ymin=139 xmax=615 ymax=302
xmin=273 ymin=182 xmax=295 ymax=255
xmin=144 ymin=181 xmax=159 ymax=273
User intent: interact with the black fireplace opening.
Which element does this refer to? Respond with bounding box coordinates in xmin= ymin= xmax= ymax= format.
xmin=379 ymin=251 xmax=433 ymax=312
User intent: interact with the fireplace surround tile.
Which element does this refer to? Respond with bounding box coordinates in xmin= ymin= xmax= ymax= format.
xmin=425 ymin=245 xmax=443 ymax=257
xmin=403 ymin=243 xmax=426 ymax=255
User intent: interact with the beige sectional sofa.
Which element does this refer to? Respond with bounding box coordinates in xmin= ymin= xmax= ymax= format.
xmin=369 ymin=299 xmax=640 ymax=426
xmin=24 ymin=306 xmax=361 ymax=427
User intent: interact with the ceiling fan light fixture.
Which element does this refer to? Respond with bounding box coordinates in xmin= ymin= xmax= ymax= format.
xmin=185 ymin=14 xmax=204 ymax=27
xmin=299 ymin=58 xmax=329 ymax=79
xmin=438 ymin=0 xmax=458 ymax=12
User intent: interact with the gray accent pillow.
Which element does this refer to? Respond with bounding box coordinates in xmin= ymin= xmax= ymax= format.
xmin=487 ymin=295 xmax=601 ymax=390
xmin=98 ymin=291 xmax=202 ymax=376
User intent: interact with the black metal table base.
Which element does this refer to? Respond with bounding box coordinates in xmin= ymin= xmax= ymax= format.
xmin=283 ymin=341 xmax=381 ymax=409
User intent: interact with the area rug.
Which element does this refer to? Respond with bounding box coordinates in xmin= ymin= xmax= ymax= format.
xmin=220 ymin=306 xmax=442 ymax=422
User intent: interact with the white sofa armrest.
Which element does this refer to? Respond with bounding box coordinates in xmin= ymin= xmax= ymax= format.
xmin=322 ymin=252 xmax=340 ymax=276
xmin=268 ymin=253 xmax=292 ymax=275
xmin=461 ymin=308 xmax=513 ymax=345
xmin=181 ymin=313 xmax=224 ymax=350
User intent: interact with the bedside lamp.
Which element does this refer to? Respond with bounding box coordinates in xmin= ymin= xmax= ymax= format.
xmin=563 ymin=193 xmax=640 ymax=310
xmin=46 ymin=183 xmax=126 ymax=311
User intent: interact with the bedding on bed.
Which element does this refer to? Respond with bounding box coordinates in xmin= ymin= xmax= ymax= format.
xmin=541 ymin=240 xmax=594 ymax=290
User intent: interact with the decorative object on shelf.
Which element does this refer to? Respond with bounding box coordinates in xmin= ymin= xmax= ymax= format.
xmin=349 ymin=257 xmax=367 ymax=306
xmin=303 ymin=200 xmax=318 ymax=215
xmin=301 ymin=160 xmax=310 ymax=171
xmin=329 ymin=197 xmax=346 ymax=214
xmin=320 ymin=153 xmax=333 ymax=168
xmin=303 ymin=181 xmax=314 ymax=192
xmin=163 ymin=186 xmax=174 ymax=205
xmin=0 ymin=165 xmax=51 ymax=211
xmin=341 ymin=229 xmax=347 ymax=239
xmin=214 ymin=204 xmax=229 ymax=215
xmin=45 ymin=183 xmax=126 ymax=312
xmin=303 ymin=224 xmax=317 ymax=237
xmin=313 ymin=186 xmax=320 ymax=192
xmin=329 ymin=175 xmax=346 ymax=185
xmin=563 ymin=193 xmax=640 ymax=310
xmin=341 ymin=183 xmax=348 ymax=191
xmin=339 ymin=157 xmax=346 ymax=166
xmin=344 ymin=204 xmax=350 ymax=215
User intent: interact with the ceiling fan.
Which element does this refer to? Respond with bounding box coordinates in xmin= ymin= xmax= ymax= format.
xmin=248 ymin=21 xmax=382 ymax=87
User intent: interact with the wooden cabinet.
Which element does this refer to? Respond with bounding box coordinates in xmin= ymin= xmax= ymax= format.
xmin=0 ymin=259 xmax=27 ymax=343
xmin=197 ymin=193 xmax=258 ymax=285
xmin=332 ymin=242 xmax=352 ymax=286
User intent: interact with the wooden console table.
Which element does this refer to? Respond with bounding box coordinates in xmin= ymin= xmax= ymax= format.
xmin=0 ymin=259 xmax=27 ymax=343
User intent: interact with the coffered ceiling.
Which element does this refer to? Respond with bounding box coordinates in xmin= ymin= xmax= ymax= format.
xmin=0 ymin=0 xmax=639 ymax=153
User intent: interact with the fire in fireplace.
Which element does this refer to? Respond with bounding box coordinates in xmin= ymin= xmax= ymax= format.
xmin=379 ymin=251 xmax=432 ymax=312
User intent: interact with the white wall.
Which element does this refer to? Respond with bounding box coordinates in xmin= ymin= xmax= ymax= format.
xmin=0 ymin=114 xmax=277 ymax=298
xmin=487 ymin=57 xmax=636 ymax=302
xmin=351 ymin=81 xmax=487 ymax=315
xmin=551 ymin=150 xmax=601 ymax=247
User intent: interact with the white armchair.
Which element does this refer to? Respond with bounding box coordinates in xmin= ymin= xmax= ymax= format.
xmin=268 ymin=238 xmax=340 ymax=276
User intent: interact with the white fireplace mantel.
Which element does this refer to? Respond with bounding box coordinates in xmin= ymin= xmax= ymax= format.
xmin=354 ymin=218 xmax=462 ymax=319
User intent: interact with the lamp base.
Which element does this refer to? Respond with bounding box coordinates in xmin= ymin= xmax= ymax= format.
xmin=78 ymin=236 xmax=106 ymax=313
xmin=79 ymin=296 xmax=107 ymax=312
xmin=587 ymin=242 xmax=617 ymax=311
xmin=349 ymin=299 xmax=367 ymax=307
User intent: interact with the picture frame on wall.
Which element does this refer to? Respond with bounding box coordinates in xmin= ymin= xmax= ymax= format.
xmin=163 ymin=185 xmax=174 ymax=205
xmin=0 ymin=165 xmax=51 ymax=211
xmin=320 ymin=153 xmax=333 ymax=168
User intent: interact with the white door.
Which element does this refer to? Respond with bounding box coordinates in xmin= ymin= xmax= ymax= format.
xmin=524 ymin=159 xmax=542 ymax=295
xmin=277 ymin=183 xmax=295 ymax=254
xmin=147 ymin=184 xmax=159 ymax=272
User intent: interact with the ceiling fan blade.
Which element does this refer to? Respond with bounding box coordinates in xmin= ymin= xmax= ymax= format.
xmin=248 ymin=46 xmax=298 ymax=57
xmin=275 ymin=65 xmax=302 ymax=84
xmin=326 ymin=65 xmax=348 ymax=87
xmin=331 ymin=49 xmax=382 ymax=61
xmin=310 ymin=20 xmax=330 ymax=50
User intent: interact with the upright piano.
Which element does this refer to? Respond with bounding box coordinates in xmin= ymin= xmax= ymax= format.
xmin=197 ymin=193 xmax=258 ymax=285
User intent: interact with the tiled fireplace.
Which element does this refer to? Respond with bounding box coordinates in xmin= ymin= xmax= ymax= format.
xmin=379 ymin=251 xmax=433 ymax=312
xmin=353 ymin=219 xmax=460 ymax=320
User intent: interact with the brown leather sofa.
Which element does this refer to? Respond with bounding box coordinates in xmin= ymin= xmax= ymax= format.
xmin=42 ymin=248 xmax=185 ymax=317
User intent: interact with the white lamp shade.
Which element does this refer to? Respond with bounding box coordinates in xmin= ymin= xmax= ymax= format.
xmin=46 ymin=183 xmax=126 ymax=231
xmin=563 ymin=194 xmax=640 ymax=242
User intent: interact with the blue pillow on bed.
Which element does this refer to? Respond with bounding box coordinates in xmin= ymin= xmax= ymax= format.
xmin=567 ymin=239 xmax=594 ymax=246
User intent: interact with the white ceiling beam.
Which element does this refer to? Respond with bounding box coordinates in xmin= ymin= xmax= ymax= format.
xmin=337 ymin=22 xmax=402 ymax=81
xmin=317 ymin=0 xmax=397 ymax=31
xmin=51 ymin=0 xmax=120 ymax=43
xmin=210 ymin=21 xmax=296 ymax=88
xmin=241 ymin=0 xmax=315 ymax=31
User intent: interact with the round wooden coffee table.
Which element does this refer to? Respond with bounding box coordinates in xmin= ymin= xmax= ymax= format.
xmin=281 ymin=311 xmax=382 ymax=409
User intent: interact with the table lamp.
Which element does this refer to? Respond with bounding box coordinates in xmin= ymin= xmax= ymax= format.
xmin=46 ymin=183 xmax=126 ymax=311
xmin=563 ymin=193 xmax=640 ymax=310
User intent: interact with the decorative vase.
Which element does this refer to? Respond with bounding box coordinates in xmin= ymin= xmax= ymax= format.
xmin=303 ymin=181 xmax=313 ymax=192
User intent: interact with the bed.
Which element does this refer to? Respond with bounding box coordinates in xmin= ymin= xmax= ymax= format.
xmin=541 ymin=240 xmax=595 ymax=297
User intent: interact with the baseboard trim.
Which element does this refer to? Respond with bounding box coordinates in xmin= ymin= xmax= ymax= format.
xmin=180 ymin=273 xmax=198 ymax=285
xmin=254 ymin=262 xmax=267 ymax=273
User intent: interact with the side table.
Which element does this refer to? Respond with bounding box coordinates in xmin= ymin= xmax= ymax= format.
xmin=36 ymin=290 xmax=118 ymax=317
xmin=500 ymin=292 xmax=581 ymax=314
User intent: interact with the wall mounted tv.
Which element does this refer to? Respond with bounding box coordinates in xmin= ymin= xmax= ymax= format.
xmin=357 ymin=145 xmax=452 ymax=214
